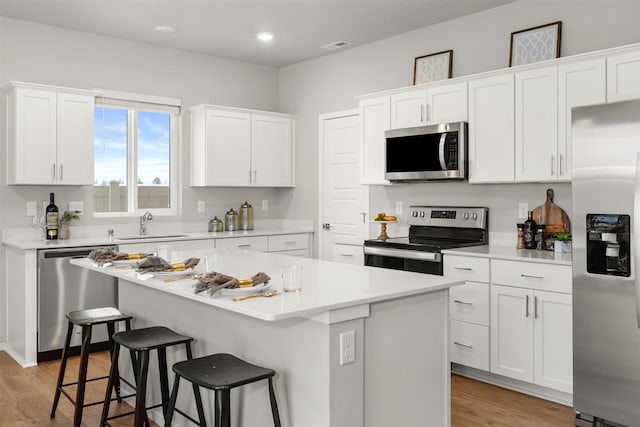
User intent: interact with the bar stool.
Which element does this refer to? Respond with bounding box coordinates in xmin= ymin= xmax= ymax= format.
xmin=100 ymin=326 xmax=206 ymax=427
xmin=50 ymin=307 xmax=133 ymax=427
xmin=164 ymin=353 xmax=281 ymax=427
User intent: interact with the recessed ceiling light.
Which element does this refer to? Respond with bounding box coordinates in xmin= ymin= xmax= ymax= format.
xmin=154 ymin=25 xmax=175 ymax=34
xmin=257 ymin=32 xmax=274 ymax=42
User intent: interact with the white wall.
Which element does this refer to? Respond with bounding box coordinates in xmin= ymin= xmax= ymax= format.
xmin=277 ymin=0 xmax=640 ymax=236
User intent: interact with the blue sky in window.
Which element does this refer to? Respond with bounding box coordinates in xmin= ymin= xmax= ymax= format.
xmin=94 ymin=107 xmax=170 ymax=185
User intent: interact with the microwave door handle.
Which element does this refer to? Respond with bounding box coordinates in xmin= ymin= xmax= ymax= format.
xmin=438 ymin=133 xmax=447 ymax=170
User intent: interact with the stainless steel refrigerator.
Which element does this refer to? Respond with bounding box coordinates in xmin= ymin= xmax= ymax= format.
xmin=572 ymin=99 xmax=640 ymax=426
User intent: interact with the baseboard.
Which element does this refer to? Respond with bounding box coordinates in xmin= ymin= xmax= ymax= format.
xmin=2 ymin=346 xmax=37 ymax=368
xmin=452 ymin=363 xmax=574 ymax=407
xmin=0 ymin=342 xmax=5 ymax=351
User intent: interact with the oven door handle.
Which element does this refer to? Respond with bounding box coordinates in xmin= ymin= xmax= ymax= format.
xmin=438 ymin=132 xmax=448 ymax=171
xmin=363 ymin=246 xmax=441 ymax=262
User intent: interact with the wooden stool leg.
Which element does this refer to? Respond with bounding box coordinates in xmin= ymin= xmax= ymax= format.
xmin=106 ymin=321 xmax=123 ymax=402
xmin=268 ymin=377 xmax=282 ymax=427
xmin=220 ymin=389 xmax=231 ymax=427
xmin=186 ymin=343 xmax=207 ymax=426
xmin=133 ymin=350 xmax=150 ymax=427
xmin=50 ymin=320 xmax=73 ymax=418
xmin=100 ymin=342 xmax=121 ymax=426
xmin=73 ymin=325 xmax=93 ymax=427
xmin=163 ymin=373 xmax=181 ymax=427
xmin=214 ymin=390 xmax=221 ymax=427
xmin=157 ymin=348 xmax=170 ymax=417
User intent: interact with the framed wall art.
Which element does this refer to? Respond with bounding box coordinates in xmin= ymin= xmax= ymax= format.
xmin=509 ymin=21 xmax=562 ymax=67
xmin=413 ymin=49 xmax=453 ymax=85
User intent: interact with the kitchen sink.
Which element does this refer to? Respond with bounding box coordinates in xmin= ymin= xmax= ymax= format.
xmin=116 ymin=234 xmax=188 ymax=241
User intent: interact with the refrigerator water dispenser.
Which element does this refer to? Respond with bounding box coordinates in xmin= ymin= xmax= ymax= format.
xmin=586 ymin=214 xmax=630 ymax=277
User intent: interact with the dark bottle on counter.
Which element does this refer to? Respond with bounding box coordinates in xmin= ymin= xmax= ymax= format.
xmin=523 ymin=211 xmax=537 ymax=249
xmin=46 ymin=192 xmax=59 ymax=240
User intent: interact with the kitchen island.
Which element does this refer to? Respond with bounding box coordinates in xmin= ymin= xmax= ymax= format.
xmin=72 ymin=248 xmax=461 ymax=427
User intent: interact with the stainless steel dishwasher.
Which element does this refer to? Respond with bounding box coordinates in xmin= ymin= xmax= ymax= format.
xmin=37 ymin=246 xmax=118 ymax=361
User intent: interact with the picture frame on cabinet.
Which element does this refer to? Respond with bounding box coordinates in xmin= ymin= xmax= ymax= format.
xmin=413 ymin=49 xmax=453 ymax=85
xmin=509 ymin=21 xmax=562 ymax=67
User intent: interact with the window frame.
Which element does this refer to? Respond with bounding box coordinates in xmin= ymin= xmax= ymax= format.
xmin=93 ymin=89 xmax=181 ymax=218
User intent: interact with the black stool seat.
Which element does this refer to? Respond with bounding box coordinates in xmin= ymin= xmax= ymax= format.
xmin=51 ymin=307 xmax=133 ymax=427
xmin=101 ymin=326 xmax=205 ymax=427
xmin=174 ymin=353 xmax=276 ymax=390
xmin=165 ymin=353 xmax=281 ymax=427
xmin=113 ymin=326 xmax=193 ymax=351
xmin=67 ymin=307 xmax=132 ymax=326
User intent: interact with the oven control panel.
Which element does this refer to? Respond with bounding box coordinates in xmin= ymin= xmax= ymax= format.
xmin=408 ymin=206 xmax=487 ymax=229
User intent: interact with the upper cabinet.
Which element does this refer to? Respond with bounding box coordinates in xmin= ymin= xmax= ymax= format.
xmin=468 ymin=74 xmax=515 ymax=183
xmin=359 ymin=96 xmax=391 ymax=185
xmin=4 ymin=82 xmax=98 ymax=185
xmin=607 ymin=50 xmax=640 ymax=102
xmin=390 ymin=82 xmax=467 ymax=129
xmin=189 ymin=105 xmax=295 ymax=187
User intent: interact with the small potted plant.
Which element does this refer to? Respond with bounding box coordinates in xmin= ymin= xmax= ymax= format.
xmin=553 ymin=232 xmax=572 ymax=253
xmin=59 ymin=210 xmax=80 ymax=240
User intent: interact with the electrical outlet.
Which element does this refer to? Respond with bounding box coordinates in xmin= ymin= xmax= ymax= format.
xmin=518 ymin=202 xmax=529 ymax=219
xmin=197 ymin=200 xmax=205 ymax=213
xmin=395 ymin=201 xmax=403 ymax=215
xmin=262 ymin=200 xmax=268 ymax=211
xmin=26 ymin=202 xmax=37 ymax=217
xmin=339 ymin=330 xmax=355 ymax=365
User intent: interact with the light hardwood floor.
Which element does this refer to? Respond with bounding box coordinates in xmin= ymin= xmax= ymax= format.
xmin=0 ymin=350 xmax=574 ymax=426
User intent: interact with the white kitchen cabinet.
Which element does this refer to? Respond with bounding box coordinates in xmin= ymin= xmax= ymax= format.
xmin=515 ymin=66 xmax=558 ymax=182
xmin=390 ymin=82 xmax=467 ymax=129
xmin=558 ymin=59 xmax=606 ymax=181
xmin=215 ymin=236 xmax=269 ymax=252
xmin=467 ymin=74 xmax=515 ymax=183
xmin=490 ymin=258 xmax=572 ymax=394
xmin=190 ymin=105 xmax=295 ymax=187
xmin=4 ymin=82 xmax=97 ymax=185
xmin=607 ymin=50 xmax=640 ymax=102
xmin=359 ymin=96 xmax=390 ymax=185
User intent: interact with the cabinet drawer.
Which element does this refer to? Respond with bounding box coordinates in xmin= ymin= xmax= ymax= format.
xmin=268 ymin=233 xmax=309 ymax=252
xmin=333 ymin=244 xmax=363 ymax=265
xmin=215 ymin=236 xmax=268 ymax=252
xmin=444 ymin=255 xmax=490 ymax=283
xmin=491 ymin=259 xmax=571 ymax=294
xmin=450 ymin=320 xmax=490 ymax=371
xmin=449 ymin=282 xmax=490 ymax=326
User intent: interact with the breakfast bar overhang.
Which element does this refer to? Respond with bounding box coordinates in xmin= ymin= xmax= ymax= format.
xmin=71 ymin=248 xmax=461 ymax=427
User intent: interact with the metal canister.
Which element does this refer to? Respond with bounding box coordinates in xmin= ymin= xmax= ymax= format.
xmin=208 ymin=216 xmax=224 ymax=232
xmin=224 ymin=208 xmax=239 ymax=231
xmin=239 ymin=201 xmax=254 ymax=230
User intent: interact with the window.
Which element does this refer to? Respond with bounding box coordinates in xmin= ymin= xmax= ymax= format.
xmin=93 ymin=90 xmax=180 ymax=216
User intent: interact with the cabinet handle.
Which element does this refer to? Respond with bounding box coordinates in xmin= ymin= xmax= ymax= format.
xmin=559 ymin=154 xmax=564 ymax=175
xmin=253 ymin=170 xmax=257 ymax=184
xmin=421 ymin=105 xmax=425 ymax=123
xmin=551 ymin=155 xmax=555 ymax=176
xmin=284 ymin=241 xmax=296 ymax=245
xmin=521 ymin=274 xmax=544 ymax=279
xmin=453 ymin=341 xmax=473 ymax=349
xmin=526 ymin=295 xmax=530 ymax=317
xmin=361 ymin=212 xmax=367 ymax=223
xmin=238 ymin=244 xmax=252 ymax=248
xmin=340 ymin=253 xmax=355 ymax=257
xmin=59 ymin=164 xmax=63 ymax=181
xmin=454 ymin=267 xmax=473 ymax=271
xmin=52 ymin=163 xmax=56 ymax=181
xmin=248 ymin=170 xmax=252 ymax=184
xmin=534 ymin=296 xmax=539 ymax=319
xmin=453 ymin=299 xmax=473 ymax=305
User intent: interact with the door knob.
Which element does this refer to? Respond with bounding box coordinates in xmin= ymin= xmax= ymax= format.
xmin=322 ymin=223 xmax=331 ymax=230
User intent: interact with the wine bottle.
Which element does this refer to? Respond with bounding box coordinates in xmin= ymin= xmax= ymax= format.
xmin=46 ymin=192 xmax=59 ymax=240
xmin=523 ymin=211 xmax=537 ymax=249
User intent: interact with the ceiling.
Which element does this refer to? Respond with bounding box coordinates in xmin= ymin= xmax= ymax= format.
xmin=0 ymin=0 xmax=515 ymax=68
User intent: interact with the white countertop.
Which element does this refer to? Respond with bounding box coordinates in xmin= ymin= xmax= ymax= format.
xmin=71 ymin=248 xmax=462 ymax=321
xmin=2 ymin=226 xmax=314 ymax=250
xmin=442 ymin=245 xmax=572 ymax=266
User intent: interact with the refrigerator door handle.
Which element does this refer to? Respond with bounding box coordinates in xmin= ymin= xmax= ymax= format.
xmin=635 ymin=153 xmax=640 ymax=327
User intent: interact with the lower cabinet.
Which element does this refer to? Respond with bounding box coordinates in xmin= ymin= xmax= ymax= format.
xmin=215 ymin=233 xmax=312 ymax=257
xmin=490 ymin=284 xmax=572 ymax=394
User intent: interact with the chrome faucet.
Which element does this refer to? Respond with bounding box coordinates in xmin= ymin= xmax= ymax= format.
xmin=139 ymin=211 xmax=153 ymax=235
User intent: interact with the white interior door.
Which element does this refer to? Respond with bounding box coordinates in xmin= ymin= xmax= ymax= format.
xmin=319 ymin=109 xmax=369 ymax=263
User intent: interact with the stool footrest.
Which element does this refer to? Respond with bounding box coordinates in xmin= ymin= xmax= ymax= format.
xmin=61 ymin=374 xmax=109 ymax=388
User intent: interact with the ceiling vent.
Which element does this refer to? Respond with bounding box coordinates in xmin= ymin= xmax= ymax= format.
xmin=321 ymin=40 xmax=352 ymax=50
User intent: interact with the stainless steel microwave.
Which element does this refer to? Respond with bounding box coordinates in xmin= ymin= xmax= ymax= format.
xmin=385 ymin=121 xmax=468 ymax=182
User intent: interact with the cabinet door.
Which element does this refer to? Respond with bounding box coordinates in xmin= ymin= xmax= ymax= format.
xmin=390 ymin=90 xmax=427 ymax=129
xmin=427 ymin=82 xmax=468 ymax=124
xmin=607 ymin=50 xmax=640 ymax=102
xmin=490 ymin=284 xmax=534 ymax=382
xmin=10 ymin=89 xmax=57 ymax=184
xmin=204 ymin=109 xmax=251 ymax=186
xmin=468 ymin=74 xmax=515 ymax=183
xmin=359 ymin=96 xmax=390 ymax=185
xmin=515 ymin=66 xmax=558 ymax=182
xmin=558 ymin=59 xmax=606 ymax=181
xmin=56 ymin=92 xmax=95 ymax=185
xmin=533 ymin=290 xmax=572 ymax=393
xmin=251 ymin=114 xmax=294 ymax=187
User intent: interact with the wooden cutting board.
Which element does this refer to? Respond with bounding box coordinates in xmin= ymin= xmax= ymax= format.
xmin=532 ymin=188 xmax=571 ymax=233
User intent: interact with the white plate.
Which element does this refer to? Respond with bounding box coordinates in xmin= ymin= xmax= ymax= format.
xmin=150 ymin=268 xmax=195 ymax=278
xmin=219 ymin=282 xmax=271 ymax=296
xmin=111 ymin=259 xmax=140 ymax=266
